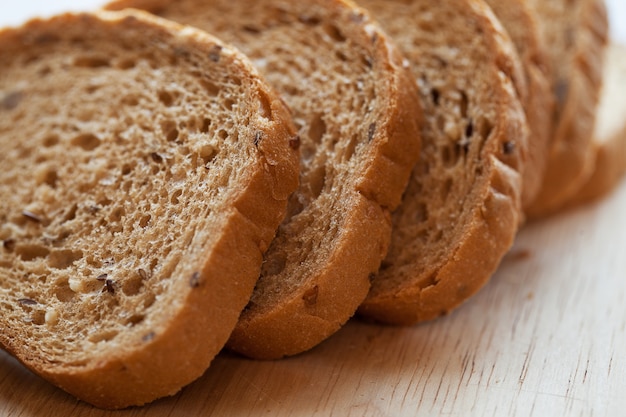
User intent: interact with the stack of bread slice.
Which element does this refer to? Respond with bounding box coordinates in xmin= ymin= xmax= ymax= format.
xmin=0 ymin=0 xmax=620 ymax=409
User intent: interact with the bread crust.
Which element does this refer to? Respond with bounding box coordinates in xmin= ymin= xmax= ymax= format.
xmin=357 ymin=0 xmax=525 ymax=325
xmin=563 ymin=44 xmax=626 ymax=207
xmin=526 ymin=0 xmax=609 ymax=217
xmin=0 ymin=11 xmax=298 ymax=408
xmin=107 ymin=0 xmax=422 ymax=358
xmin=484 ymin=0 xmax=554 ymax=209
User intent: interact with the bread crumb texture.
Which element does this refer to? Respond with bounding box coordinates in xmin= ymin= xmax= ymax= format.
xmin=0 ymin=11 xmax=298 ymax=408
xmin=357 ymin=0 xmax=526 ymax=324
xmin=105 ymin=0 xmax=422 ymax=358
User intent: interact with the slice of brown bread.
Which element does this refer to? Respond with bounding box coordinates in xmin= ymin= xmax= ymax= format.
xmin=565 ymin=44 xmax=626 ymax=206
xmin=0 ymin=10 xmax=299 ymax=408
xmin=356 ymin=0 xmax=527 ymax=325
xmin=525 ymin=0 xmax=609 ymax=217
xmin=106 ymin=0 xmax=422 ymax=358
xmin=483 ymin=0 xmax=554 ymax=209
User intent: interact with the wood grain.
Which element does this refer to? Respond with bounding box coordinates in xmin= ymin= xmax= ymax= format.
xmin=1 ymin=180 xmax=625 ymax=416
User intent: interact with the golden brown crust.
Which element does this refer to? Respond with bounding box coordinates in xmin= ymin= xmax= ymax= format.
xmin=356 ymin=0 xmax=525 ymax=325
xmin=0 ymin=10 xmax=298 ymax=409
xmin=526 ymin=0 xmax=609 ymax=218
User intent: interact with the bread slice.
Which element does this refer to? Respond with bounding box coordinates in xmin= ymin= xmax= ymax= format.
xmin=565 ymin=44 xmax=626 ymax=206
xmin=483 ymin=0 xmax=554 ymax=209
xmin=106 ymin=0 xmax=422 ymax=358
xmin=525 ymin=0 xmax=609 ymax=217
xmin=0 ymin=10 xmax=299 ymax=408
xmin=356 ymin=0 xmax=527 ymax=325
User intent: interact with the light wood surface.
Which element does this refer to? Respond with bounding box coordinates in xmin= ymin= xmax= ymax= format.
xmin=1 ymin=181 xmax=625 ymax=417
xmin=2 ymin=3 xmax=626 ymax=417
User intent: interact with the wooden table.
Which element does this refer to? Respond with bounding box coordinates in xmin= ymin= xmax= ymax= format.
xmin=1 ymin=180 xmax=625 ymax=417
xmin=2 ymin=2 xmax=626 ymax=416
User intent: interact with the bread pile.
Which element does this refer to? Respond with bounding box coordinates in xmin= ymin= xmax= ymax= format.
xmin=0 ymin=0 xmax=620 ymax=409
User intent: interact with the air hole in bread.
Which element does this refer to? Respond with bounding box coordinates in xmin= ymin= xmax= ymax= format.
xmin=143 ymin=293 xmax=156 ymax=309
xmin=54 ymin=278 xmax=74 ymax=302
xmin=30 ymin=310 xmax=46 ymax=326
xmin=48 ymin=249 xmax=83 ymax=269
xmin=258 ymin=91 xmax=273 ymax=120
xmin=158 ymin=90 xmax=175 ymax=107
xmin=71 ymin=133 xmax=101 ymax=151
xmin=121 ymin=163 xmax=133 ymax=176
xmin=460 ymin=91 xmax=469 ymax=118
xmin=335 ymin=50 xmax=348 ymax=62
xmin=308 ymin=113 xmax=326 ymax=144
xmin=441 ymin=178 xmax=453 ymax=200
xmin=441 ymin=143 xmax=460 ymax=168
xmin=42 ymin=134 xmax=59 ymax=148
xmin=200 ymin=117 xmax=212 ymax=133
xmin=61 ymin=204 xmax=78 ymax=223
xmin=116 ymin=58 xmax=136 ymax=70
xmin=161 ymin=119 xmax=179 ymax=142
xmin=224 ymin=98 xmax=235 ymax=110
xmin=138 ymin=214 xmax=151 ymax=228
xmin=126 ymin=314 xmax=145 ymax=326
xmin=465 ymin=120 xmax=474 ymax=138
xmin=122 ymin=271 xmax=145 ymax=297
xmin=88 ymin=330 xmax=119 ymax=344
xmin=431 ymin=88 xmax=440 ymax=106
xmin=15 ymin=244 xmax=50 ymax=261
xmin=170 ymin=189 xmax=183 ymax=205
xmin=121 ymin=95 xmax=139 ymax=106
xmin=73 ymin=56 xmax=110 ymax=68
xmin=36 ymin=167 xmax=58 ymax=188
xmin=343 ymin=134 xmax=359 ymax=161
xmin=323 ymin=23 xmax=346 ymax=42
xmin=199 ymin=144 xmax=218 ymax=167
xmin=308 ymin=163 xmax=326 ymax=199
xmin=109 ymin=206 xmax=125 ymax=223
xmin=478 ymin=117 xmax=494 ymax=140
xmin=218 ymin=129 xmax=229 ymax=140
xmin=199 ymin=78 xmax=220 ymax=96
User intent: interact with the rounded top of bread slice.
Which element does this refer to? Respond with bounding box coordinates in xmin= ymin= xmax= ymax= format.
xmin=357 ymin=0 xmax=527 ymax=324
xmin=484 ymin=0 xmax=554 ymax=209
xmin=525 ymin=0 xmax=608 ymax=217
xmin=106 ymin=0 xmax=422 ymax=358
xmin=0 ymin=10 xmax=298 ymax=408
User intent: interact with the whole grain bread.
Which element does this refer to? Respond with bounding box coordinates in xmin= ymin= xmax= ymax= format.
xmin=526 ymin=0 xmax=609 ymax=217
xmin=0 ymin=11 xmax=299 ymax=408
xmin=565 ymin=44 xmax=626 ymax=206
xmin=483 ymin=0 xmax=554 ymax=209
xmin=356 ymin=0 xmax=527 ymax=325
xmin=106 ymin=0 xmax=422 ymax=358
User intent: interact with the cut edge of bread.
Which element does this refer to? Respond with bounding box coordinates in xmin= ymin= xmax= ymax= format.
xmin=0 ymin=10 xmax=299 ymax=408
